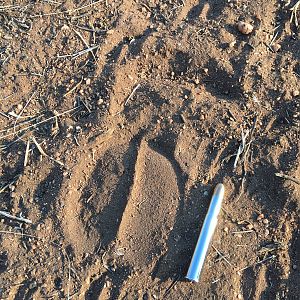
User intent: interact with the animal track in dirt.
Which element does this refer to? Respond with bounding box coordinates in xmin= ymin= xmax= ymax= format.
xmin=117 ymin=140 xmax=181 ymax=268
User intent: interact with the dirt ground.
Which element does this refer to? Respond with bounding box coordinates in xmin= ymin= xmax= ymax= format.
xmin=0 ymin=0 xmax=299 ymax=299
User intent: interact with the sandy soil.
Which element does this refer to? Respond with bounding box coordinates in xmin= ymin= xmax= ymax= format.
xmin=0 ymin=0 xmax=299 ymax=299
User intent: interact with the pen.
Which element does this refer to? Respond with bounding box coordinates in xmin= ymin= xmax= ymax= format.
xmin=186 ymin=183 xmax=225 ymax=282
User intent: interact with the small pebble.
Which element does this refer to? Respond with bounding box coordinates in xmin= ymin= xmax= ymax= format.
xmin=292 ymin=264 xmax=297 ymax=270
xmin=237 ymin=21 xmax=254 ymax=35
xmin=257 ymin=213 xmax=264 ymax=221
xmin=229 ymin=40 xmax=236 ymax=48
xmin=264 ymin=229 xmax=270 ymax=236
xmin=271 ymin=43 xmax=281 ymax=52
xmin=263 ymin=218 xmax=269 ymax=225
xmin=237 ymin=294 xmax=242 ymax=299
xmin=85 ymin=78 xmax=91 ymax=85
xmin=29 ymin=281 xmax=37 ymax=289
xmin=293 ymin=90 xmax=299 ymax=97
xmin=246 ymin=224 xmax=253 ymax=230
xmin=224 ymin=227 xmax=229 ymax=233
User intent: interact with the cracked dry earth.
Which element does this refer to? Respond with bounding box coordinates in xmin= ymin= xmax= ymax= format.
xmin=0 ymin=0 xmax=300 ymax=299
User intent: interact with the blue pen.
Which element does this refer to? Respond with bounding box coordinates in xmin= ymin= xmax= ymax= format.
xmin=186 ymin=183 xmax=225 ymax=282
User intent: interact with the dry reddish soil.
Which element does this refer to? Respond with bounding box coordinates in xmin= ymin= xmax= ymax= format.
xmin=0 ymin=1 xmax=300 ymax=299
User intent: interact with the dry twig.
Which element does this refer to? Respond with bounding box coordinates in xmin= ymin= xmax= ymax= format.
xmin=0 ymin=106 xmax=81 ymax=141
xmin=24 ymin=138 xmax=31 ymax=167
xmin=290 ymin=1 xmax=300 ymax=28
xmin=125 ymin=84 xmax=141 ymax=106
xmin=32 ymin=136 xmax=64 ymax=166
xmin=275 ymin=172 xmax=300 ymax=185
xmin=31 ymin=0 xmax=103 ymax=17
xmin=237 ymin=255 xmax=276 ymax=273
xmin=234 ymin=128 xmax=249 ymax=169
xmin=57 ymin=45 xmax=99 ymax=60
xmin=0 ymin=210 xmax=32 ymax=224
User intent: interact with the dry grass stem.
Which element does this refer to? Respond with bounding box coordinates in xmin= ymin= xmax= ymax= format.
xmin=24 ymin=138 xmax=31 ymax=167
xmin=0 ymin=210 xmax=32 ymax=224
xmin=125 ymin=84 xmax=141 ymax=105
xmin=0 ymin=106 xmax=81 ymax=141
xmin=32 ymin=136 xmax=64 ymax=166
xmin=275 ymin=172 xmax=300 ymax=185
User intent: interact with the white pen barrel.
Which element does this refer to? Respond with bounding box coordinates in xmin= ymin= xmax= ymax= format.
xmin=186 ymin=183 xmax=225 ymax=282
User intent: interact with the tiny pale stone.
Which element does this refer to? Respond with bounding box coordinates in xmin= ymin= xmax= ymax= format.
xmin=263 ymin=218 xmax=269 ymax=225
xmin=246 ymin=224 xmax=253 ymax=230
xmin=237 ymin=21 xmax=254 ymax=35
xmin=272 ymin=43 xmax=281 ymax=52
xmin=257 ymin=213 xmax=264 ymax=221
xmin=292 ymin=90 xmax=299 ymax=97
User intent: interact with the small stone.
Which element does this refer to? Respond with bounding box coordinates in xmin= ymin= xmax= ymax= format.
xmin=237 ymin=21 xmax=254 ymax=35
xmin=237 ymin=294 xmax=242 ymax=299
xmin=224 ymin=227 xmax=229 ymax=233
xmin=271 ymin=43 xmax=281 ymax=52
xmin=264 ymin=229 xmax=270 ymax=236
xmin=257 ymin=213 xmax=264 ymax=221
xmin=292 ymin=90 xmax=299 ymax=97
xmin=29 ymin=281 xmax=37 ymax=289
xmin=203 ymin=68 xmax=209 ymax=74
xmin=17 ymin=104 xmax=23 ymax=110
xmin=229 ymin=40 xmax=236 ymax=48
xmin=246 ymin=224 xmax=253 ymax=230
xmin=263 ymin=218 xmax=269 ymax=225
xmin=85 ymin=78 xmax=91 ymax=85
xmin=292 ymin=264 xmax=297 ymax=270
